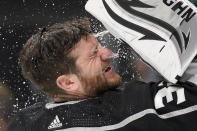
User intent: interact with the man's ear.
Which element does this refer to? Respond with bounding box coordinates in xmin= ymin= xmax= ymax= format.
xmin=56 ymin=74 xmax=82 ymax=92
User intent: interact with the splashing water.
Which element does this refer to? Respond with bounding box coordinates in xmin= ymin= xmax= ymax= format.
xmin=110 ymin=52 xmax=119 ymax=59
xmin=94 ymin=30 xmax=120 ymax=60
xmin=93 ymin=30 xmax=109 ymax=38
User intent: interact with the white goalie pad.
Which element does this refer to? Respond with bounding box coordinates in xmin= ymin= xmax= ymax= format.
xmin=85 ymin=0 xmax=197 ymax=83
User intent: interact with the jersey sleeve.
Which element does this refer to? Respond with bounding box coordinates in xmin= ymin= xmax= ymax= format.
xmin=122 ymin=80 xmax=197 ymax=115
xmin=147 ymin=80 xmax=197 ymax=115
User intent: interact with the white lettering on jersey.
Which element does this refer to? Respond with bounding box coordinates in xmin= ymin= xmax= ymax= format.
xmin=154 ymin=84 xmax=186 ymax=109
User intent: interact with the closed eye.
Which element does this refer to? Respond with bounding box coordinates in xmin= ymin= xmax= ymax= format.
xmin=90 ymin=46 xmax=98 ymax=58
xmin=93 ymin=47 xmax=98 ymax=54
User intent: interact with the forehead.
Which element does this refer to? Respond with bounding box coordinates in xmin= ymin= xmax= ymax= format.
xmin=70 ymin=34 xmax=98 ymax=57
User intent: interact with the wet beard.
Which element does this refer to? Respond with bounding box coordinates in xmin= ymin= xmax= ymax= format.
xmin=79 ymin=73 xmax=121 ymax=97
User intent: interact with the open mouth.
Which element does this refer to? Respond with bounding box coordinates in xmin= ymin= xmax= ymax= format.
xmin=103 ymin=66 xmax=112 ymax=73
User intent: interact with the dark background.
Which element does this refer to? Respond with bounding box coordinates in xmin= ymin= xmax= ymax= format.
xmin=2 ymin=0 xmax=196 ymax=130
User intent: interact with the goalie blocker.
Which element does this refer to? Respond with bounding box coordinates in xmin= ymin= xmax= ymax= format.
xmin=85 ymin=0 xmax=197 ymax=83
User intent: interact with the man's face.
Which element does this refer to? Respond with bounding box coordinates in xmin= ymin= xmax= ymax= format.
xmin=71 ymin=34 xmax=121 ymax=96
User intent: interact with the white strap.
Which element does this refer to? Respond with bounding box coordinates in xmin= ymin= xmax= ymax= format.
xmin=181 ymin=63 xmax=197 ymax=85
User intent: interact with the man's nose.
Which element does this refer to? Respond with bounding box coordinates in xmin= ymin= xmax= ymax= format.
xmin=100 ymin=47 xmax=112 ymax=61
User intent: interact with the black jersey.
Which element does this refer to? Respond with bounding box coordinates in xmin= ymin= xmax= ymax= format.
xmin=6 ymin=80 xmax=197 ymax=131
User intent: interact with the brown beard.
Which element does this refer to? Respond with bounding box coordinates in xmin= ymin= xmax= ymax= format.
xmin=79 ymin=72 xmax=121 ymax=97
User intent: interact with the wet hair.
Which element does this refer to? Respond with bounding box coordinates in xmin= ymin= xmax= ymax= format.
xmin=19 ymin=18 xmax=91 ymax=98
